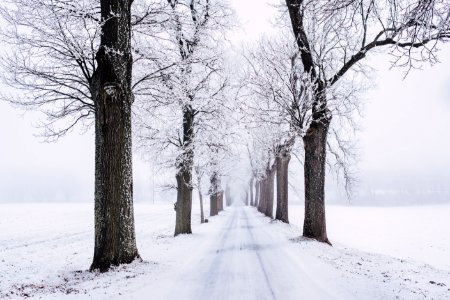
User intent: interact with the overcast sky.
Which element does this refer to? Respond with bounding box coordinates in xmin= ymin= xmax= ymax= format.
xmin=0 ymin=0 xmax=449 ymax=204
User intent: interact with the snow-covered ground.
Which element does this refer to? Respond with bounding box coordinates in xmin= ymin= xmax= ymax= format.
xmin=0 ymin=202 xmax=449 ymax=299
xmin=291 ymin=204 xmax=450 ymax=270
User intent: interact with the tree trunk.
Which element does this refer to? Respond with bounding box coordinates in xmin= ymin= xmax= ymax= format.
xmin=174 ymin=107 xmax=195 ymax=236
xmin=217 ymin=191 xmax=224 ymax=211
xmin=302 ymin=118 xmax=331 ymax=244
xmin=198 ymin=189 xmax=205 ymax=223
xmin=257 ymin=180 xmax=262 ymax=212
xmin=258 ymin=179 xmax=265 ymax=213
xmin=209 ymin=171 xmax=222 ymax=216
xmin=276 ymin=151 xmax=291 ymax=223
xmin=285 ymin=0 xmax=331 ymax=244
xmin=91 ymin=0 xmax=139 ymax=272
xmin=195 ymin=170 xmax=205 ymax=223
xmin=175 ymin=170 xmax=193 ymax=234
xmin=254 ymin=181 xmax=260 ymax=207
xmin=210 ymin=192 xmax=219 ymax=216
xmin=249 ymin=177 xmax=254 ymax=206
xmin=264 ymin=166 xmax=276 ymax=219
xmin=218 ymin=193 xmax=223 ymax=210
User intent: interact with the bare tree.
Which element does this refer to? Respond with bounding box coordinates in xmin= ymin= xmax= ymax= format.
xmin=243 ymin=124 xmax=279 ymax=219
xmin=241 ymin=35 xmax=305 ymax=223
xmin=135 ymin=0 xmax=232 ymax=235
xmin=200 ymin=144 xmax=226 ymax=217
xmin=89 ymin=0 xmax=141 ymax=272
xmin=193 ymin=122 xmax=236 ymax=218
xmin=241 ymin=34 xmax=357 ymax=224
xmin=0 ymin=0 xmax=167 ymax=271
xmin=284 ymin=0 xmax=450 ymax=243
xmin=0 ymin=0 xmax=166 ymax=139
xmin=0 ymin=0 xmax=99 ymax=139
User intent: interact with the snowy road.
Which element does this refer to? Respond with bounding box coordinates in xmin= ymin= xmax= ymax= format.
xmin=137 ymin=204 xmax=348 ymax=300
xmin=2 ymin=203 xmax=450 ymax=299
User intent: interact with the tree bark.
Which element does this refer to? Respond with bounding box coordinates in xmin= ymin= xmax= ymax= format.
xmin=210 ymin=192 xmax=219 ymax=216
xmin=257 ymin=180 xmax=262 ymax=212
xmin=174 ymin=106 xmax=195 ymax=236
xmin=175 ymin=170 xmax=193 ymax=234
xmin=254 ymin=181 xmax=260 ymax=207
xmin=264 ymin=165 xmax=276 ymax=219
xmin=91 ymin=0 xmax=140 ymax=272
xmin=258 ymin=178 xmax=266 ymax=213
xmin=302 ymin=117 xmax=331 ymax=244
xmin=217 ymin=191 xmax=224 ymax=211
xmin=275 ymin=151 xmax=291 ymax=223
xmin=218 ymin=193 xmax=223 ymax=210
xmin=198 ymin=189 xmax=205 ymax=223
xmin=209 ymin=170 xmax=222 ymax=216
xmin=249 ymin=177 xmax=254 ymax=206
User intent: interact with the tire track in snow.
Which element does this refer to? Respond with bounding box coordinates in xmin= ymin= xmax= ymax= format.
xmin=132 ymin=204 xmax=349 ymax=300
xmin=162 ymin=205 xmax=282 ymax=300
xmin=240 ymin=207 xmax=277 ymax=299
xmin=196 ymin=205 xmax=277 ymax=300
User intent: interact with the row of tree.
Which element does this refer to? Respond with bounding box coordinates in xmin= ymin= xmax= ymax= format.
xmin=0 ymin=0 xmax=235 ymax=272
xmin=241 ymin=0 xmax=450 ymax=245
xmin=1 ymin=0 xmax=449 ymax=272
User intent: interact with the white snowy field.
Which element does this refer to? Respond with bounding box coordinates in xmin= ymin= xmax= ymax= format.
xmin=0 ymin=202 xmax=449 ymax=299
xmin=291 ymin=204 xmax=450 ymax=270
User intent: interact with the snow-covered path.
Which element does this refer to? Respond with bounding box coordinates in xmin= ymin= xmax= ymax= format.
xmin=133 ymin=204 xmax=348 ymax=300
xmin=1 ymin=203 xmax=450 ymax=299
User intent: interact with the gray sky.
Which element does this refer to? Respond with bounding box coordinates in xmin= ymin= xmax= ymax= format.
xmin=0 ymin=0 xmax=449 ymax=204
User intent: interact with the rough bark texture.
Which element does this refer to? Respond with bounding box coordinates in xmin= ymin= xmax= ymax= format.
xmin=91 ymin=0 xmax=140 ymax=272
xmin=275 ymin=151 xmax=291 ymax=223
xmin=174 ymin=107 xmax=195 ymax=236
xmin=175 ymin=170 xmax=193 ymax=234
xmin=302 ymin=117 xmax=331 ymax=244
